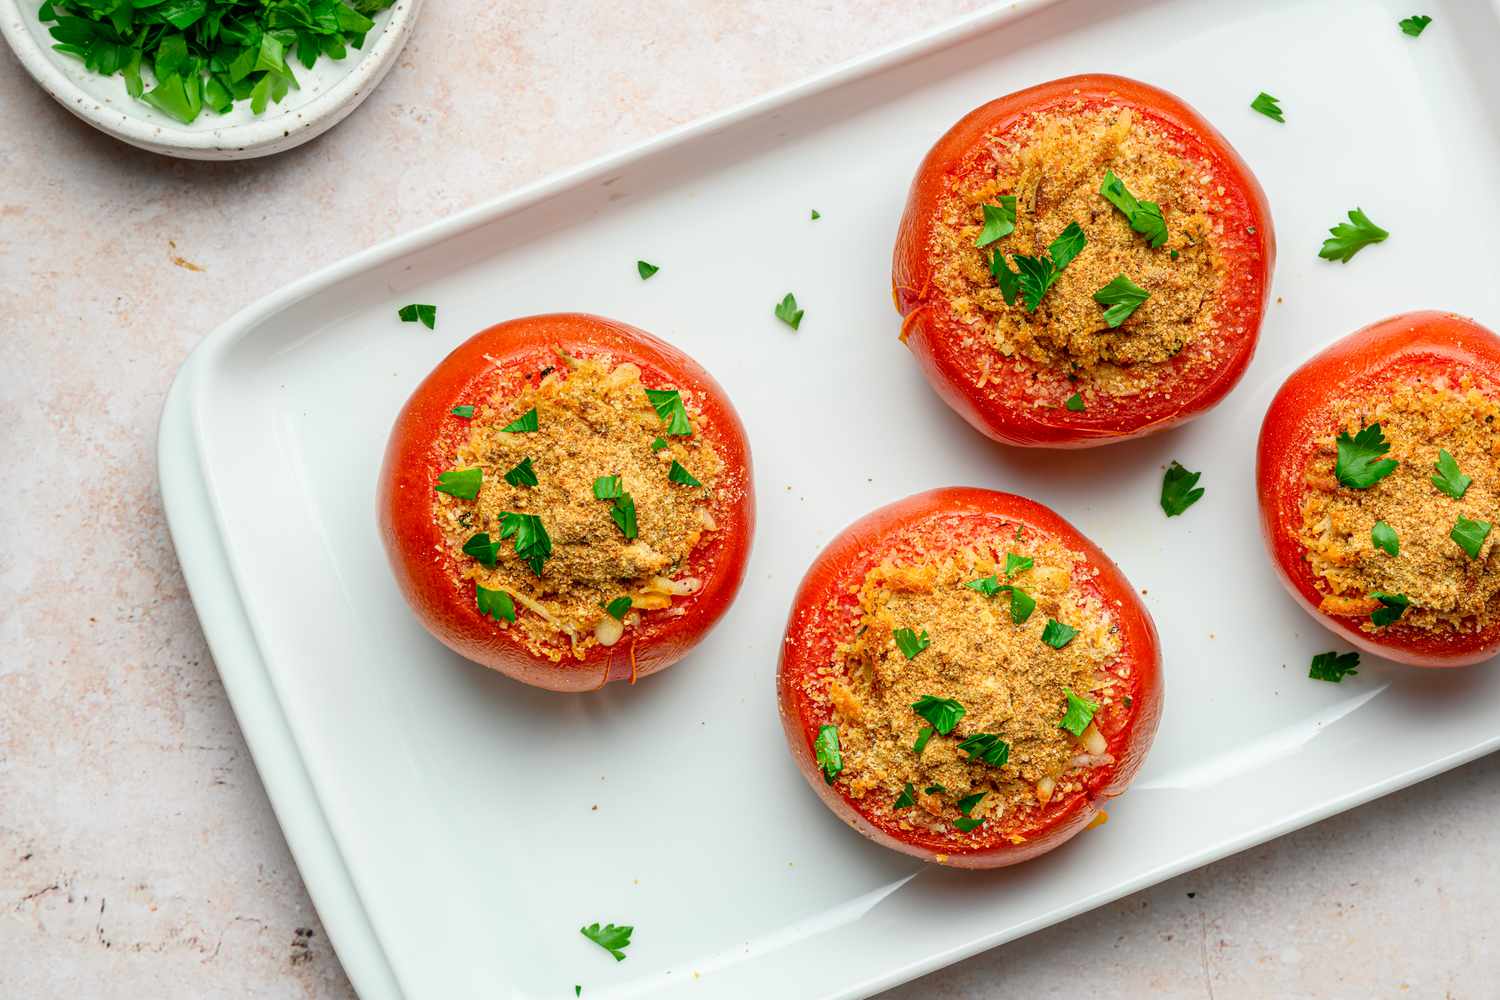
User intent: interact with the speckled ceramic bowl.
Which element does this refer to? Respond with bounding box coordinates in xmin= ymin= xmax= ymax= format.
xmin=0 ymin=0 xmax=422 ymax=160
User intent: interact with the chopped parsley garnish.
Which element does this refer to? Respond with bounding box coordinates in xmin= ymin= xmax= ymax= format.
xmin=593 ymin=475 xmax=623 ymax=500
xmin=1451 ymin=516 xmax=1493 ymax=559
xmin=1335 ymin=423 xmax=1399 ymax=488
xmin=1004 ymin=553 xmax=1033 ymax=576
xmin=462 ymin=532 xmax=500 ymax=566
xmin=974 ymin=195 xmax=1017 ymax=247
xmin=923 ymin=784 xmax=948 ymax=795
xmin=990 ymin=222 xmax=1087 ymax=311
xmin=500 ymin=408 xmax=539 ymax=433
xmin=1372 ymin=521 xmax=1399 ymax=557
xmin=964 ymin=575 xmax=1002 ymax=597
xmin=398 ymin=303 xmax=437 ymax=329
xmin=953 ymin=817 xmax=985 ymax=833
xmin=604 ymin=596 xmax=632 ymax=620
xmin=910 ymin=695 xmax=965 ymax=735
xmin=1093 ymin=274 xmax=1151 ymax=327
xmin=1006 ymin=587 xmax=1037 ymax=624
xmin=1319 ymin=208 xmax=1389 ymax=263
xmin=1100 ymin=170 xmax=1167 ymax=248
xmin=579 ymin=922 xmax=632 ymax=962
xmin=1041 ymin=619 xmax=1077 ymax=649
xmin=811 ymin=209 xmax=821 ymax=220
xmin=636 ymin=260 xmax=659 ymax=280
xmin=1308 ymin=650 xmax=1359 ymax=683
xmin=1431 ymin=449 xmax=1472 ymax=499
xmin=1160 ymin=461 xmax=1205 ymax=516
xmin=498 ymin=511 xmax=551 ymax=576
xmin=893 ymin=627 xmax=930 ymax=660
xmin=650 ymin=437 xmax=668 ymax=451
xmin=451 ymin=405 xmax=475 ymax=419
xmin=912 ymin=726 xmax=934 ymax=755
xmin=667 ymin=461 xmax=702 ymax=487
xmin=893 ymin=782 xmax=916 ymax=809
xmin=1369 ymin=591 xmax=1410 ymax=627
xmin=775 ymin=293 xmax=804 ymax=330
xmin=1250 ymin=92 xmax=1285 ymax=123
xmin=503 ymin=457 xmax=538 ymax=488
xmin=1065 ymin=392 xmax=1086 ymax=412
xmin=1058 ymin=687 xmax=1098 ymax=737
xmin=644 ymin=388 xmax=693 ymax=436
xmin=39 ymin=0 xmax=393 ymax=124
xmin=956 ymin=791 xmax=987 ymax=816
xmin=476 ymin=584 xmax=516 ymax=623
xmin=815 ymin=724 xmax=842 ymax=785
xmin=609 ymin=492 xmax=638 ymax=540
xmin=436 ymin=468 xmax=482 ymax=500
xmin=956 ymin=733 xmax=1009 ymax=766
xmin=1399 ymin=14 xmax=1432 ymax=36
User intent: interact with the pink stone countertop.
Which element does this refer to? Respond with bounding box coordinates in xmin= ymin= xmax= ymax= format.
xmin=1 ymin=2 xmax=1496 ymax=997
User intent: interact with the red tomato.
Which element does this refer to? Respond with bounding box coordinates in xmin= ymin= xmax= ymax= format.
xmin=777 ymin=488 xmax=1162 ymax=867
xmin=892 ymin=73 xmax=1274 ymax=448
xmin=379 ymin=313 xmax=755 ymax=691
xmin=1257 ymin=311 xmax=1500 ymax=668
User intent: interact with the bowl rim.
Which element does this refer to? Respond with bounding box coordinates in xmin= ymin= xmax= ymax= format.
xmin=0 ymin=0 xmax=422 ymax=157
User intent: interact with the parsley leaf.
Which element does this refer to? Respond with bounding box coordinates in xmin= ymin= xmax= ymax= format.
xmin=961 ymin=576 xmax=1033 ymax=623
xmin=436 ymin=468 xmax=482 ymax=500
xmin=953 ymin=816 xmax=985 ymax=833
xmin=609 ymin=492 xmax=638 ymax=540
xmin=893 ymin=627 xmax=930 ymax=660
xmin=923 ymin=784 xmax=948 ymax=795
xmin=910 ymin=695 xmax=965 ymax=735
xmin=775 ymin=293 xmax=804 ymax=330
xmin=1308 ymin=650 xmax=1359 ymax=683
xmin=462 ymin=532 xmax=500 ymax=566
xmin=1041 ymin=619 xmax=1077 ymax=649
xmin=650 ymin=437 xmax=668 ymax=452
xmin=956 ymin=791 xmax=987 ymax=816
xmin=1319 ymin=208 xmax=1389 ymax=263
xmin=1451 ymin=516 xmax=1492 ymax=559
xmin=1372 ymin=520 xmax=1399 ymax=557
xmin=975 ymin=195 xmax=1017 ymax=247
xmin=1432 ymin=449 xmax=1472 ymax=499
xmin=815 ymin=724 xmax=842 ymax=785
xmin=811 ymin=209 xmax=821 ymax=220
xmin=893 ymin=782 xmax=916 ymax=809
xmin=912 ymin=727 xmax=934 ymax=755
xmin=1058 ymin=687 xmax=1098 ymax=737
xmin=593 ymin=475 xmax=622 ymax=500
xmin=956 ymin=733 xmax=1009 ymax=766
xmin=1250 ymin=92 xmax=1285 ymax=123
xmin=644 ymin=388 xmax=693 ymax=436
xmin=398 ymin=304 xmax=437 ymax=329
xmin=1065 ymin=392 xmax=1086 ymax=412
xmin=1100 ymin=170 xmax=1167 ymax=248
xmin=604 ymin=596 xmax=632 ymax=620
xmin=1048 ymin=222 xmax=1087 ymax=270
xmin=667 ymin=461 xmax=702 ymax=487
xmin=1336 ymin=423 xmax=1399 ymax=488
xmin=1399 ymin=14 xmax=1432 ymax=36
xmin=636 ymin=260 xmax=659 ymax=280
xmin=503 ymin=457 xmax=538 ymax=488
xmin=1161 ymin=461 xmax=1205 ymax=516
xmin=1005 ymin=552 xmax=1033 ymax=577
xmin=498 ymin=512 xmax=551 ymax=576
xmin=450 ymin=405 xmax=475 ymax=419
xmin=579 ymin=923 xmax=632 ymax=962
xmin=476 ymin=584 xmax=516 ymax=623
xmin=1093 ymin=274 xmax=1151 ymax=327
xmin=994 ymin=222 xmax=1088 ymax=311
xmin=1370 ymin=591 xmax=1410 ymax=627
xmin=963 ymin=576 xmax=1001 ymax=597
xmin=500 ymin=408 xmax=538 ymax=433
xmin=1006 ymin=587 xmax=1036 ymax=624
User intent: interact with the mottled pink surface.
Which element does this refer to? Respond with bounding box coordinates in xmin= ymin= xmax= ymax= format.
xmin=2 ymin=3 xmax=1496 ymax=998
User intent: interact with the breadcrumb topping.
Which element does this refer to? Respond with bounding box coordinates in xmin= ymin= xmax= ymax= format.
xmin=1300 ymin=375 xmax=1500 ymax=633
xmin=435 ymin=355 xmax=722 ymax=660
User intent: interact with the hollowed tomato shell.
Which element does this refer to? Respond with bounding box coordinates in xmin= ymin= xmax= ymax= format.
xmin=892 ymin=73 xmax=1275 ymax=448
xmin=1257 ymin=310 xmax=1500 ymax=668
xmin=777 ymin=487 xmax=1162 ymax=868
xmin=378 ymin=313 xmax=755 ymax=692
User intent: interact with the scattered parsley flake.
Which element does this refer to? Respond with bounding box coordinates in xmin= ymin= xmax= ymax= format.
xmin=1004 ymin=553 xmax=1033 ymax=577
xmin=1372 ymin=521 xmax=1399 ymax=557
xmin=992 ymin=222 xmax=1087 ymax=311
xmin=1369 ymin=591 xmax=1410 ymax=627
xmin=650 ymin=437 xmax=668 ymax=451
xmin=1100 ymin=170 xmax=1168 ymax=247
xmin=1042 ymin=619 xmax=1078 ymax=649
xmin=975 ymin=195 xmax=1017 ymax=247
xmin=462 ymin=532 xmax=500 ymax=566
xmin=956 ymin=791 xmax=987 ymax=816
xmin=811 ymin=209 xmax=821 ymax=220
xmin=636 ymin=260 xmax=659 ymax=280
xmin=593 ymin=475 xmax=623 ymax=500
xmin=398 ymin=304 xmax=437 ymax=329
xmin=498 ymin=511 xmax=551 ymax=576
xmin=964 ymin=575 xmax=1001 ymax=597
xmin=1065 ymin=392 xmax=1086 ymax=412
xmin=609 ymin=492 xmax=638 ymax=540
xmin=893 ymin=782 xmax=916 ymax=809
xmin=815 ymin=724 xmax=842 ymax=785
xmin=893 ymin=627 xmax=930 ymax=660
xmin=923 ymin=784 xmax=948 ymax=795
xmin=1451 ymin=516 xmax=1492 ymax=559
xmin=667 ymin=461 xmax=702 ymax=487
xmin=503 ymin=457 xmax=538 ymax=488
xmin=451 ymin=405 xmax=475 ymax=419
xmin=956 ymin=733 xmax=1009 ymax=766
xmin=1432 ymin=449 xmax=1472 ymax=499
xmin=1399 ymin=14 xmax=1432 ymax=36
xmin=775 ymin=293 xmax=804 ymax=330
xmin=910 ymin=695 xmax=965 ymax=735
xmin=1319 ymin=208 xmax=1389 ymax=263
xmin=436 ymin=467 xmax=482 ymax=500
xmin=1005 ymin=587 xmax=1036 ymax=624
xmin=1250 ymin=92 xmax=1285 ymax=123
xmin=644 ymin=388 xmax=693 ymax=436
xmin=912 ymin=726 xmax=934 ymax=755
xmin=1309 ymin=650 xmax=1359 ymax=683
xmin=476 ymin=584 xmax=515 ymax=623
xmin=1336 ymin=423 xmax=1399 ymax=488
xmin=1161 ymin=462 xmax=1205 ymax=516
xmin=604 ymin=596 xmax=632 ymax=620
xmin=1058 ymin=687 xmax=1098 ymax=737
xmin=579 ymin=923 xmax=633 ymax=962
xmin=953 ymin=817 xmax=985 ymax=833
xmin=500 ymin=408 xmax=539 ymax=433
xmin=1093 ymin=273 xmax=1151 ymax=327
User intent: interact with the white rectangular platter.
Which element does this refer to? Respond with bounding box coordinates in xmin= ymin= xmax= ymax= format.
xmin=157 ymin=1 xmax=1500 ymax=997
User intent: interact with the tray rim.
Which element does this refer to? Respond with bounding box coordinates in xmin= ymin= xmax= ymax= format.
xmin=154 ymin=1 xmax=1500 ymax=996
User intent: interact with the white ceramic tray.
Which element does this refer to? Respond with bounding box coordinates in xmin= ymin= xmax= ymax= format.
xmin=157 ymin=1 xmax=1500 ymax=996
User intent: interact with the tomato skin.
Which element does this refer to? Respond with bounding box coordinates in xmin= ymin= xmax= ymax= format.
xmin=378 ymin=313 xmax=755 ymax=692
xmin=777 ymin=488 xmax=1162 ymax=867
xmin=892 ymin=73 xmax=1275 ymax=448
xmin=1257 ymin=311 xmax=1500 ymax=668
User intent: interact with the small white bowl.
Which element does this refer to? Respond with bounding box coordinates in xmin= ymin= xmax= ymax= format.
xmin=0 ymin=0 xmax=422 ymax=160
